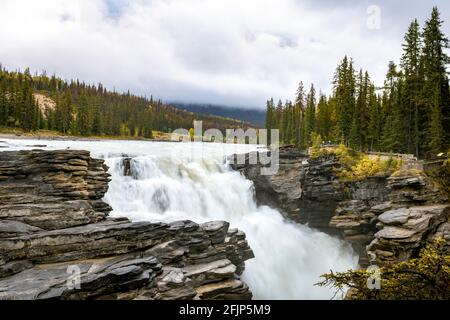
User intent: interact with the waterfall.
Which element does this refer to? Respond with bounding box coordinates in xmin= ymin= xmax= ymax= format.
xmin=3 ymin=138 xmax=358 ymax=299
xmin=103 ymin=154 xmax=358 ymax=300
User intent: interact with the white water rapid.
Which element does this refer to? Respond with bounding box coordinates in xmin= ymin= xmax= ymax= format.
xmin=2 ymin=138 xmax=359 ymax=299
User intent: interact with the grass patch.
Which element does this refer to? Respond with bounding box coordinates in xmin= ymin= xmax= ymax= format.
xmin=0 ymin=127 xmax=162 ymax=141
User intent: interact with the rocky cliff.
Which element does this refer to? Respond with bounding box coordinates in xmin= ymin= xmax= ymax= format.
xmin=231 ymin=147 xmax=449 ymax=267
xmin=0 ymin=150 xmax=254 ymax=300
xmin=230 ymin=147 xmax=308 ymax=224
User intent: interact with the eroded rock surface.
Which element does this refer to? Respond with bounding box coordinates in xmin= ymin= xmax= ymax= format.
xmin=230 ymin=146 xmax=308 ymax=223
xmin=232 ymin=148 xmax=449 ymax=267
xmin=0 ymin=150 xmax=254 ymax=300
xmin=0 ymin=150 xmax=111 ymax=230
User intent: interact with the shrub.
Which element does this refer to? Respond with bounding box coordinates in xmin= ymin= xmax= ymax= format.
xmin=334 ymin=144 xmax=361 ymax=167
xmin=309 ymin=133 xmax=329 ymax=158
xmin=309 ymin=143 xmax=360 ymax=164
xmin=338 ymin=155 xmax=402 ymax=182
xmin=384 ymin=156 xmax=402 ymax=171
xmin=309 ymin=145 xmax=401 ymax=181
xmin=316 ymin=238 xmax=450 ymax=300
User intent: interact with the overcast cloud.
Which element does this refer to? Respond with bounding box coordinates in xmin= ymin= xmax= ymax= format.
xmin=0 ymin=0 xmax=449 ymax=109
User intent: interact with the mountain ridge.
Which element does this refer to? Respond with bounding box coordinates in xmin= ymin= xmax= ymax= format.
xmin=172 ymin=103 xmax=266 ymax=127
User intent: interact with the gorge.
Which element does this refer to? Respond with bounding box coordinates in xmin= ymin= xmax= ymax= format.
xmin=0 ymin=139 xmax=358 ymax=300
xmin=231 ymin=146 xmax=450 ymax=268
xmin=1 ymin=139 xmax=447 ymax=300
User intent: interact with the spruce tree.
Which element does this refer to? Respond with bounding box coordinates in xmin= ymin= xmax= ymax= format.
xmin=401 ymin=19 xmax=424 ymax=156
xmin=316 ymin=94 xmax=332 ymax=142
xmin=333 ymin=56 xmax=356 ymax=145
xmin=304 ymin=84 xmax=316 ymax=147
xmin=294 ymin=82 xmax=306 ymax=149
xmin=421 ymin=7 xmax=450 ymax=155
xmin=367 ymin=88 xmax=382 ymax=151
xmin=76 ymin=91 xmax=92 ymax=136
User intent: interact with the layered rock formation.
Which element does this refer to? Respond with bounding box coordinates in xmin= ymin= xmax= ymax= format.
xmin=0 ymin=150 xmax=111 ymax=230
xmin=331 ymin=169 xmax=449 ymax=266
xmin=231 ymin=147 xmax=449 ymax=267
xmin=230 ymin=146 xmax=308 ymax=223
xmin=0 ymin=150 xmax=254 ymax=300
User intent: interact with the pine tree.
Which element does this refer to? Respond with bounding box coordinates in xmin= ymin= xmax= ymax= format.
xmin=368 ymin=88 xmax=382 ymax=151
xmin=264 ymin=7 xmax=450 ymax=158
xmin=316 ymin=94 xmax=333 ymax=142
xmin=76 ymin=91 xmax=92 ymax=136
xmin=286 ymin=100 xmax=296 ymax=144
xmin=294 ymin=82 xmax=306 ymax=148
xmin=429 ymin=88 xmax=445 ymax=153
xmin=334 ymin=56 xmax=356 ymax=145
xmin=20 ymin=81 xmax=37 ymax=132
xmin=304 ymin=84 xmax=316 ymax=147
xmin=401 ymin=19 xmax=424 ymax=156
xmin=277 ymin=100 xmax=286 ymax=143
xmin=381 ymin=62 xmax=405 ymax=152
xmin=349 ymin=70 xmax=368 ymax=150
xmin=62 ymin=93 xmax=73 ymax=134
xmin=265 ymin=98 xmax=275 ymax=144
xmin=0 ymin=78 xmax=7 ymax=126
xmin=421 ymin=7 xmax=450 ymax=155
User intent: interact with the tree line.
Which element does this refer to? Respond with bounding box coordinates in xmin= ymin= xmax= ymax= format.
xmin=0 ymin=67 xmax=251 ymax=138
xmin=266 ymin=7 xmax=450 ymax=158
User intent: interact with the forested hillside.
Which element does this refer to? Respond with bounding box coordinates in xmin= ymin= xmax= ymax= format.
xmin=266 ymin=7 xmax=450 ymax=158
xmin=0 ymin=68 xmax=252 ymax=139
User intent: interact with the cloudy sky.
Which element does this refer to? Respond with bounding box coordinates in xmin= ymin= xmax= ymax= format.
xmin=0 ymin=0 xmax=449 ymax=109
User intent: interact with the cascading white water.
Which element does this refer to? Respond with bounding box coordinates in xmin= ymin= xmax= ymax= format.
xmin=3 ymin=138 xmax=359 ymax=299
xmin=102 ymin=152 xmax=359 ymax=300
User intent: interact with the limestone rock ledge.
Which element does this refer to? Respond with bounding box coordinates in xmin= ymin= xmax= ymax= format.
xmin=0 ymin=150 xmax=254 ymax=300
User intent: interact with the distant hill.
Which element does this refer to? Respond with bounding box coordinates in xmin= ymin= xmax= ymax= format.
xmin=0 ymin=66 xmax=256 ymax=139
xmin=172 ymin=103 xmax=266 ymax=128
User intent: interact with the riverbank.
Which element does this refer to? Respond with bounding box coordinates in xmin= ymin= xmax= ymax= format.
xmin=0 ymin=128 xmax=174 ymax=142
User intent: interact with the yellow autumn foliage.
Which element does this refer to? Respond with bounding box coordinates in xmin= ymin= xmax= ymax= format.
xmin=316 ymin=238 xmax=450 ymax=300
xmin=339 ymin=155 xmax=402 ymax=181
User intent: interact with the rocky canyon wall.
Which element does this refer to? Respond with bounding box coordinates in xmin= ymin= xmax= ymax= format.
xmin=231 ymin=147 xmax=449 ymax=267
